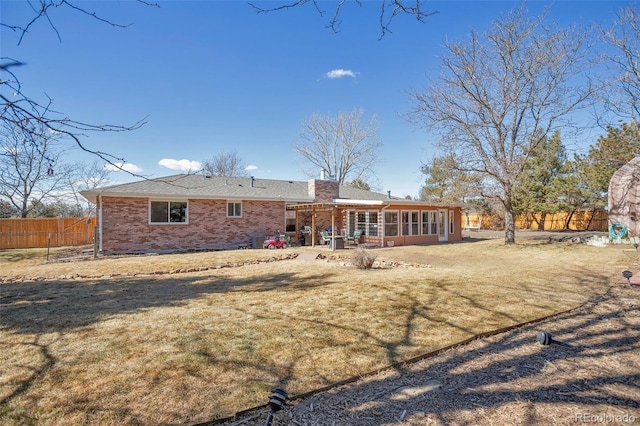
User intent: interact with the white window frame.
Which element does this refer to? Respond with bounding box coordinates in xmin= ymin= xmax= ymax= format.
xmin=227 ymin=201 xmax=242 ymax=218
xmin=411 ymin=210 xmax=419 ymax=236
xmin=429 ymin=211 xmax=438 ymax=235
xmin=347 ymin=210 xmax=379 ymax=237
xmin=149 ymin=200 xmax=188 ymax=225
xmin=384 ymin=210 xmax=399 ymax=237
xmin=449 ymin=210 xmax=455 ymax=234
xmin=368 ymin=211 xmax=379 ymax=237
xmin=421 ymin=211 xmax=429 ymax=235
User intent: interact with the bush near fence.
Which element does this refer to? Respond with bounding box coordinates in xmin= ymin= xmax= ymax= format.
xmin=466 ymin=210 xmax=608 ymax=232
xmin=0 ymin=217 xmax=96 ymax=250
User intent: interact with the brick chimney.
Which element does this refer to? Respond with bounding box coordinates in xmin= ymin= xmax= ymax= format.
xmin=308 ymin=179 xmax=340 ymax=203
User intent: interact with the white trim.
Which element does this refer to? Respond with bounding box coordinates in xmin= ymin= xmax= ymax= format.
xmin=334 ymin=199 xmax=384 ymax=205
xmin=80 ymin=190 xmax=310 ymax=204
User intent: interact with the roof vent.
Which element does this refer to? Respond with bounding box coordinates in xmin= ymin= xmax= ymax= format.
xmin=387 ymin=190 xmax=391 ymax=199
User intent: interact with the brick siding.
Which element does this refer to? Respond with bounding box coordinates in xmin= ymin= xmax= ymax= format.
xmin=100 ymin=197 xmax=286 ymax=253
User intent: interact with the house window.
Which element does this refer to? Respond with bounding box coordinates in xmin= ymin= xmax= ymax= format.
xmin=368 ymin=211 xmax=378 ymax=237
xmin=401 ymin=211 xmax=410 ymax=236
xmin=285 ymin=208 xmax=296 ymax=232
xmin=150 ymin=201 xmax=187 ymax=224
xmin=401 ymin=210 xmax=419 ymax=236
xmin=384 ymin=211 xmax=398 ymax=237
xmin=430 ymin=211 xmax=437 ymax=235
xmin=347 ymin=210 xmax=379 ymax=237
xmin=450 ymin=210 xmax=455 ymax=234
xmin=422 ymin=211 xmax=429 ymax=235
xmin=227 ymin=201 xmax=242 ymax=218
xmin=357 ymin=212 xmax=367 ymax=232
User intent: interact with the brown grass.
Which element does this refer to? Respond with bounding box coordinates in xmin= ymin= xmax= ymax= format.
xmin=0 ymin=238 xmax=632 ymax=424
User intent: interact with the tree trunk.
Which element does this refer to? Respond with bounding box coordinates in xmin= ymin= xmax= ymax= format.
xmin=585 ymin=209 xmax=596 ymax=231
xmin=564 ymin=210 xmax=576 ymax=230
xmin=503 ymin=198 xmax=516 ymax=244
xmin=538 ymin=211 xmax=547 ymax=231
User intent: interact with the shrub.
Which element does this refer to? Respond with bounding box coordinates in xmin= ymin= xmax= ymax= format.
xmin=352 ymin=247 xmax=377 ymax=269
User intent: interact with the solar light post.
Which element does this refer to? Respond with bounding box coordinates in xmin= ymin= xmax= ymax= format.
xmin=536 ymin=331 xmax=571 ymax=347
xmin=265 ymin=388 xmax=288 ymax=426
xmin=623 ymin=270 xmax=633 ymax=286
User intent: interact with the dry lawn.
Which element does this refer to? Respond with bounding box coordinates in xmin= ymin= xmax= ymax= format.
xmin=0 ymin=236 xmax=635 ymax=424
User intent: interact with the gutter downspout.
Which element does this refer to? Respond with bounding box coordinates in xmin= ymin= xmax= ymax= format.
xmin=98 ymin=194 xmax=103 ymax=253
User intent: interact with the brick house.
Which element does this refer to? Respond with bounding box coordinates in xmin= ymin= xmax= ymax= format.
xmin=81 ymin=174 xmax=462 ymax=254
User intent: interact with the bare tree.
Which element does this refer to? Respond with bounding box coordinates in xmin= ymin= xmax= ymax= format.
xmin=250 ymin=0 xmax=437 ymax=38
xmin=294 ymin=108 xmax=381 ymax=184
xmin=0 ymin=120 xmax=68 ymax=217
xmin=1 ymin=1 xmax=153 ymax=174
xmin=203 ymin=151 xmax=249 ymax=177
xmin=409 ymin=4 xmax=596 ymax=244
xmin=63 ymin=160 xmax=112 ymax=215
xmin=602 ymin=4 xmax=640 ymax=119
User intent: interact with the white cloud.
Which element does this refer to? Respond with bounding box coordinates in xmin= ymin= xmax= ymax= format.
xmin=326 ymin=69 xmax=358 ymax=79
xmin=245 ymin=165 xmax=258 ymax=171
xmin=104 ymin=162 xmax=142 ymax=173
xmin=158 ymin=158 xmax=202 ymax=172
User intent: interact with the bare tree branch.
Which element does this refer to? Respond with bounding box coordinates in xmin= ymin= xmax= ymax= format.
xmin=203 ymin=151 xmax=249 ymax=177
xmin=249 ymin=0 xmax=437 ymax=38
xmin=294 ymin=108 xmax=381 ymax=184
xmin=601 ymin=4 xmax=640 ymax=120
xmin=1 ymin=1 xmax=154 ymax=181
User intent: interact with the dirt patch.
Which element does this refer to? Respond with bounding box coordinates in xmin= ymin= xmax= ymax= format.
xmin=218 ymin=284 xmax=640 ymax=425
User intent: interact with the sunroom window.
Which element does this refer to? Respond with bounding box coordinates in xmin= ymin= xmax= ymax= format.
xmin=384 ymin=211 xmax=398 ymax=237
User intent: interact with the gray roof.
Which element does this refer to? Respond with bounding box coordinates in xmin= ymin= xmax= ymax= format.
xmin=80 ymin=174 xmax=403 ymax=204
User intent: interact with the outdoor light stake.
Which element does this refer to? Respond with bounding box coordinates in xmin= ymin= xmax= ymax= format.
xmin=265 ymin=388 xmax=288 ymax=426
xmin=623 ymin=270 xmax=633 ymax=286
xmin=536 ymin=331 xmax=571 ymax=347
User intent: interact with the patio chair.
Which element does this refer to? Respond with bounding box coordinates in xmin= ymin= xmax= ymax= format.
xmin=319 ymin=230 xmax=332 ymax=245
xmin=347 ymin=229 xmax=363 ymax=245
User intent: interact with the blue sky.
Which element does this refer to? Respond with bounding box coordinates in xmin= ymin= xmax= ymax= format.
xmin=1 ymin=0 xmax=629 ymax=197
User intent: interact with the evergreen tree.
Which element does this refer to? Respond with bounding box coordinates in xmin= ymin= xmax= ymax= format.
xmin=512 ymin=131 xmax=566 ymax=229
xmin=578 ymin=122 xmax=640 ymax=197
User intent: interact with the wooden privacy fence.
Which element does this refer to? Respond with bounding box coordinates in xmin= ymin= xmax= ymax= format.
xmin=0 ymin=217 xmax=96 ymax=250
xmin=516 ymin=210 xmax=608 ymax=231
xmin=466 ymin=210 xmax=608 ymax=232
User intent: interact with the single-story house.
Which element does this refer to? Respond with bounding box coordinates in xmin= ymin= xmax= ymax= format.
xmin=80 ymin=174 xmax=463 ymax=254
xmin=608 ymin=156 xmax=640 ymax=238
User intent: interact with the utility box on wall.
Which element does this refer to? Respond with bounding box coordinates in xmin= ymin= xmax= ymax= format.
xmin=252 ymin=235 xmax=265 ymax=249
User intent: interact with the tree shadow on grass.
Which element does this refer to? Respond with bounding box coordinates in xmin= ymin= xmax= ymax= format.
xmin=0 ymin=269 xmax=333 ymax=409
xmin=0 ymin=269 xmax=335 ymax=335
xmin=221 ymin=286 xmax=640 ymax=425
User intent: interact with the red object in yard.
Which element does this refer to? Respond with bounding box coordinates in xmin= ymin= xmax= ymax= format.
xmin=263 ymin=233 xmax=289 ymax=249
